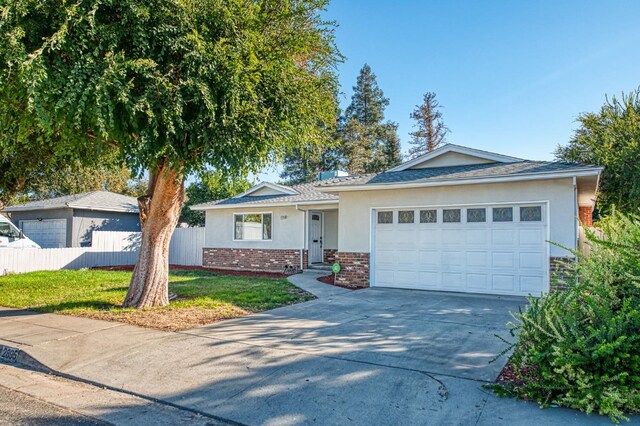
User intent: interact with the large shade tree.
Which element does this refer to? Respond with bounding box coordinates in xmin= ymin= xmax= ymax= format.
xmin=1 ymin=0 xmax=340 ymax=307
xmin=555 ymin=89 xmax=640 ymax=214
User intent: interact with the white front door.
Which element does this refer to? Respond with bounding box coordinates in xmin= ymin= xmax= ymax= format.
xmin=20 ymin=219 xmax=67 ymax=248
xmin=373 ymin=204 xmax=548 ymax=296
xmin=309 ymin=212 xmax=323 ymax=264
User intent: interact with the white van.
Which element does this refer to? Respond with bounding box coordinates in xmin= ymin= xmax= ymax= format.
xmin=0 ymin=215 xmax=41 ymax=248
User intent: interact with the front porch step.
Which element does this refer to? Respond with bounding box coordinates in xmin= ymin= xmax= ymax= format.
xmin=306 ymin=263 xmax=332 ymax=272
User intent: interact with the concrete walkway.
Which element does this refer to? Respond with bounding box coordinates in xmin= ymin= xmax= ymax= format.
xmin=0 ymin=273 xmax=634 ymax=425
xmin=289 ymin=270 xmax=351 ymax=298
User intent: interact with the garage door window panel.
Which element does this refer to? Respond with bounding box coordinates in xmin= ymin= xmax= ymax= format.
xmin=493 ymin=207 xmax=513 ymax=222
xmin=377 ymin=211 xmax=393 ymax=224
xmin=520 ymin=206 xmax=542 ymax=222
xmin=467 ymin=208 xmax=486 ymax=223
xmin=420 ymin=210 xmax=437 ymax=223
xmin=443 ymin=209 xmax=461 ymax=223
xmin=398 ymin=210 xmax=415 ymax=224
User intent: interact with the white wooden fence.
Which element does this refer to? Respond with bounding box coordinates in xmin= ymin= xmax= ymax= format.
xmin=0 ymin=227 xmax=205 ymax=275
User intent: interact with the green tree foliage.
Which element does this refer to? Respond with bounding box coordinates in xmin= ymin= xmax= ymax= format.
xmin=279 ymin=142 xmax=344 ymax=185
xmin=555 ymin=89 xmax=640 ymax=214
xmin=408 ymin=92 xmax=449 ymax=158
xmin=1 ymin=0 xmax=340 ymax=307
xmin=181 ymin=171 xmax=251 ymax=227
xmin=341 ymin=64 xmax=401 ymax=174
xmin=493 ymin=210 xmax=640 ymax=422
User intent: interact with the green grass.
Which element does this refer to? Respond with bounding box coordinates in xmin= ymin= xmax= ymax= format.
xmin=0 ymin=269 xmax=314 ymax=330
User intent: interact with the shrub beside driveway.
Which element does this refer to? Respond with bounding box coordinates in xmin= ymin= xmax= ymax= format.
xmin=492 ymin=211 xmax=640 ymax=422
xmin=0 ymin=269 xmax=314 ymax=331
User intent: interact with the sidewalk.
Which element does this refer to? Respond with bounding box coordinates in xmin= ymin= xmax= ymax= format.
xmin=0 ymin=273 xmax=634 ymax=425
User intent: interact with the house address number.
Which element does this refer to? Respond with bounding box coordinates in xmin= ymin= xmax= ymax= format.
xmin=0 ymin=345 xmax=19 ymax=363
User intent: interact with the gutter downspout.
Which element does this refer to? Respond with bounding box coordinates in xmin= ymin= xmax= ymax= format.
xmin=295 ymin=204 xmax=308 ymax=270
xmin=573 ymin=176 xmax=578 ymax=252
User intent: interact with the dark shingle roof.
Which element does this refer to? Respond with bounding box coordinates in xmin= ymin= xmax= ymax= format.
xmin=2 ymin=191 xmax=139 ymax=213
xmin=318 ymin=161 xmax=601 ymax=188
xmin=191 ymin=182 xmax=338 ymax=209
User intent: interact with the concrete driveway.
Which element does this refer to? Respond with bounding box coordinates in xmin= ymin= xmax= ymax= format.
xmin=3 ymin=272 xmax=625 ymax=425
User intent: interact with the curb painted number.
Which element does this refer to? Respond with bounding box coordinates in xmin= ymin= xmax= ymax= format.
xmin=0 ymin=345 xmax=19 ymax=363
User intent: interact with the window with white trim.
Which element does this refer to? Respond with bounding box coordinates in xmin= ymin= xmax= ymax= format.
xmin=234 ymin=213 xmax=272 ymax=240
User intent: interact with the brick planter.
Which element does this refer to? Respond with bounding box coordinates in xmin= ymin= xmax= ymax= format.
xmin=334 ymin=252 xmax=370 ymax=288
xmin=203 ymin=248 xmax=306 ymax=273
xmin=323 ymin=249 xmax=338 ymax=264
xmin=549 ymin=256 xmax=576 ymax=292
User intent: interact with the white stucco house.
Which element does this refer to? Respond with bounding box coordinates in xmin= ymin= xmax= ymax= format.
xmin=192 ymin=144 xmax=602 ymax=297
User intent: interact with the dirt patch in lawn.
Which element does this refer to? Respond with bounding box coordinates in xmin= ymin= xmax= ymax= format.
xmin=71 ymin=305 xmax=251 ymax=332
xmin=93 ymin=265 xmax=289 ymax=278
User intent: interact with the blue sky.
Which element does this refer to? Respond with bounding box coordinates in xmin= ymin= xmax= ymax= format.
xmin=259 ymin=0 xmax=640 ymax=181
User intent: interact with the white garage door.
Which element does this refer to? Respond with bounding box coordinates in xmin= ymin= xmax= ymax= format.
xmin=20 ymin=219 xmax=67 ymax=248
xmin=373 ymin=204 xmax=548 ymax=296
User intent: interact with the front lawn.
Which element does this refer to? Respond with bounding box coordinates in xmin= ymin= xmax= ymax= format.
xmin=0 ymin=269 xmax=314 ymax=331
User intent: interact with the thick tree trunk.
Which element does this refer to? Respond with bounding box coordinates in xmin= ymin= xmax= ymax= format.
xmin=123 ymin=164 xmax=184 ymax=308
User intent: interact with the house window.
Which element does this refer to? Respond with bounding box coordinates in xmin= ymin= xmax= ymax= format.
xmin=377 ymin=211 xmax=393 ymax=224
xmin=443 ymin=209 xmax=461 ymax=223
xmin=493 ymin=207 xmax=513 ymax=222
xmin=420 ymin=209 xmax=437 ymax=223
xmin=398 ymin=210 xmax=415 ymax=224
xmin=467 ymin=208 xmax=486 ymax=223
xmin=234 ymin=213 xmax=272 ymax=240
xmin=520 ymin=206 xmax=542 ymax=222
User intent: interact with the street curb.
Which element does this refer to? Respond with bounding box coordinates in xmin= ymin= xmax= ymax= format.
xmin=0 ymin=343 xmax=246 ymax=426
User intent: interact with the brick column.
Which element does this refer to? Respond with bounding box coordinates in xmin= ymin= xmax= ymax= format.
xmin=578 ymin=206 xmax=593 ymax=227
xmin=334 ymin=252 xmax=370 ymax=288
xmin=549 ymin=256 xmax=576 ymax=292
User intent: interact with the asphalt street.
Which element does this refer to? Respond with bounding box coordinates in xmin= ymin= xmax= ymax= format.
xmin=0 ymin=385 xmax=106 ymax=426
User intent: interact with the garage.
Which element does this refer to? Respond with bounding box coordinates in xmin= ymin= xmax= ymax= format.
xmin=20 ymin=219 xmax=67 ymax=249
xmin=373 ymin=203 xmax=548 ymax=296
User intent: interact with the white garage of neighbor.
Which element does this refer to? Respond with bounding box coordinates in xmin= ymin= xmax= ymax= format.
xmin=20 ymin=219 xmax=67 ymax=249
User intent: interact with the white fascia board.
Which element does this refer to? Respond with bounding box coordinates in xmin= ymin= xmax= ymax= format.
xmin=232 ymin=182 xmax=297 ymax=198
xmin=387 ymin=144 xmax=524 ymax=172
xmin=67 ymin=204 xmax=139 ymax=213
xmin=191 ymin=199 xmax=338 ymax=211
xmin=317 ymin=168 xmax=603 ymax=193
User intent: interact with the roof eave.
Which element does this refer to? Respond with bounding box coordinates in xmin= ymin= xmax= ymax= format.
xmin=317 ymin=168 xmax=604 ymax=193
xmin=2 ymin=204 xmax=138 ymax=213
xmin=190 ymin=199 xmax=339 ymax=211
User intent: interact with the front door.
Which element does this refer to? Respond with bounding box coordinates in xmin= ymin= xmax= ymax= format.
xmin=309 ymin=212 xmax=323 ymax=264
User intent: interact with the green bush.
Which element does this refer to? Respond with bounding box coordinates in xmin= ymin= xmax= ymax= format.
xmin=493 ymin=210 xmax=640 ymax=422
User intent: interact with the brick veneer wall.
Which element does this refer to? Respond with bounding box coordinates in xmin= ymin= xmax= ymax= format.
xmin=323 ymin=249 xmax=338 ymax=264
xmin=203 ymin=248 xmax=306 ymax=273
xmin=334 ymin=252 xmax=370 ymax=288
xmin=549 ymin=256 xmax=576 ymax=292
xmin=579 ymin=206 xmax=593 ymax=227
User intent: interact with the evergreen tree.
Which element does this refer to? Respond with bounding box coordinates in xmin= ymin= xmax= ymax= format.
xmin=341 ymin=64 xmax=401 ymax=174
xmin=408 ymin=92 xmax=449 ymax=158
xmin=279 ymin=142 xmax=344 ymax=185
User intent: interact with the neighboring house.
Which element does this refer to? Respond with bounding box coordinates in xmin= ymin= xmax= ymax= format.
xmin=192 ymin=144 xmax=602 ymax=297
xmin=2 ymin=191 xmax=140 ymax=248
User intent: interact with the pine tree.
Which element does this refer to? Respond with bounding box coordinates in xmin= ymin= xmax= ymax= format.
xmin=279 ymin=141 xmax=344 ymax=185
xmin=341 ymin=64 xmax=401 ymax=174
xmin=408 ymin=92 xmax=449 ymax=158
